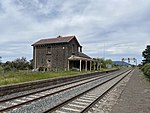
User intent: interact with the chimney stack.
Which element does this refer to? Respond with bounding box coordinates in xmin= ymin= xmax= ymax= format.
xmin=57 ymin=35 xmax=61 ymax=38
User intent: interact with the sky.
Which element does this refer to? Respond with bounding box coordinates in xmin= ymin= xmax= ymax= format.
xmin=0 ymin=0 xmax=150 ymax=64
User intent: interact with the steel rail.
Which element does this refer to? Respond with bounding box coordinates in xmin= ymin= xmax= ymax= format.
xmin=81 ymin=69 xmax=133 ymax=113
xmin=44 ymin=69 xmax=132 ymax=113
xmin=0 ymin=69 xmax=121 ymax=103
xmin=0 ymin=70 xmax=128 ymax=112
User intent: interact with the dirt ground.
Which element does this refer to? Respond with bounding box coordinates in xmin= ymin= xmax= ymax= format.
xmin=110 ymin=68 xmax=150 ymax=113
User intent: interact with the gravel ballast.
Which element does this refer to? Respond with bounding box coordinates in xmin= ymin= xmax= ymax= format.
xmin=7 ymin=70 xmax=126 ymax=113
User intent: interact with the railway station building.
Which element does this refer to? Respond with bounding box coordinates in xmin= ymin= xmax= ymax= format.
xmin=32 ymin=35 xmax=94 ymax=71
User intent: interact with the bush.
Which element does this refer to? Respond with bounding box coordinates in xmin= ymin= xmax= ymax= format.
xmin=0 ymin=66 xmax=3 ymax=74
xmin=144 ymin=64 xmax=150 ymax=74
xmin=141 ymin=63 xmax=150 ymax=78
xmin=146 ymin=68 xmax=150 ymax=78
xmin=3 ymin=65 xmax=12 ymax=72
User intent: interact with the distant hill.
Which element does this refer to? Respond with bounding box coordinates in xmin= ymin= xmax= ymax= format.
xmin=112 ymin=61 xmax=131 ymax=66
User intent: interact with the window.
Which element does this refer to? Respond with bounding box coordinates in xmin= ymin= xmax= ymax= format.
xmin=48 ymin=60 xmax=51 ymax=63
xmin=72 ymin=44 xmax=75 ymax=54
xmin=47 ymin=46 xmax=52 ymax=54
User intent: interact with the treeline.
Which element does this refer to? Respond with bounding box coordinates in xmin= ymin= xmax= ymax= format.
xmin=141 ymin=45 xmax=150 ymax=79
xmin=0 ymin=57 xmax=33 ymax=72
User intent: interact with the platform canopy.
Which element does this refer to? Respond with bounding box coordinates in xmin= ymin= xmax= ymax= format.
xmin=68 ymin=55 xmax=93 ymax=72
xmin=68 ymin=55 xmax=93 ymax=61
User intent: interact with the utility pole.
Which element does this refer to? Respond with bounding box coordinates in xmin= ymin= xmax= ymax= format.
xmin=103 ymin=43 xmax=105 ymax=59
xmin=122 ymin=58 xmax=124 ymax=66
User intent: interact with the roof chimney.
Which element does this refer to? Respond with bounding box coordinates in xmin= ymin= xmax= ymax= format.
xmin=57 ymin=35 xmax=61 ymax=38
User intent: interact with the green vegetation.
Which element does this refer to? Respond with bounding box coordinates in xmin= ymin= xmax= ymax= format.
xmin=141 ymin=45 xmax=150 ymax=80
xmin=0 ymin=70 xmax=87 ymax=86
xmin=0 ymin=67 xmax=118 ymax=86
xmin=92 ymin=58 xmax=113 ymax=69
xmin=2 ymin=57 xmax=33 ymax=72
xmin=141 ymin=63 xmax=150 ymax=79
xmin=0 ymin=56 xmax=118 ymax=86
xmin=142 ymin=45 xmax=150 ymax=65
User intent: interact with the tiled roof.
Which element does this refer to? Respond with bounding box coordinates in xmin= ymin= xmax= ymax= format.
xmin=32 ymin=36 xmax=76 ymax=46
xmin=68 ymin=52 xmax=92 ymax=61
xmin=78 ymin=52 xmax=92 ymax=59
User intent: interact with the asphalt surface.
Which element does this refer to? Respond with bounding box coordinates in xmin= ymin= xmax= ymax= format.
xmin=111 ymin=68 xmax=150 ymax=113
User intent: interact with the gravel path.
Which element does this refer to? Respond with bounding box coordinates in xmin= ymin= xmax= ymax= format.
xmin=111 ymin=68 xmax=150 ymax=113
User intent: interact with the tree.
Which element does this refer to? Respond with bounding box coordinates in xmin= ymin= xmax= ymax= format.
xmin=2 ymin=57 xmax=32 ymax=72
xmin=105 ymin=59 xmax=113 ymax=65
xmin=28 ymin=59 xmax=33 ymax=69
xmin=92 ymin=58 xmax=113 ymax=69
xmin=12 ymin=57 xmax=29 ymax=70
xmin=2 ymin=61 xmax=12 ymax=72
xmin=92 ymin=58 xmax=105 ymax=69
xmin=4 ymin=61 xmax=12 ymax=67
xmin=142 ymin=45 xmax=150 ymax=65
xmin=96 ymin=58 xmax=106 ymax=68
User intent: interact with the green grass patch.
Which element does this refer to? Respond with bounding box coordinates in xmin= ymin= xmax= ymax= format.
xmin=0 ymin=71 xmax=88 ymax=86
xmin=0 ymin=68 xmax=118 ymax=86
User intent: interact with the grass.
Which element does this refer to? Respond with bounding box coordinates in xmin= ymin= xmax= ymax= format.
xmin=0 ymin=67 xmax=118 ymax=86
xmin=0 ymin=71 xmax=87 ymax=86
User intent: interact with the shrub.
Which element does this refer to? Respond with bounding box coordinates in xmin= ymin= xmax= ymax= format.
xmin=3 ymin=65 xmax=12 ymax=72
xmin=143 ymin=64 xmax=150 ymax=74
xmin=146 ymin=68 xmax=150 ymax=78
xmin=141 ymin=63 xmax=150 ymax=78
xmin=0 ymin=66 xmax=3 ymax=74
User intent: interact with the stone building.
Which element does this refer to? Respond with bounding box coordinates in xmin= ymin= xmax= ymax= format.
xmin=32 ymin=35 xmax=93 ymax=71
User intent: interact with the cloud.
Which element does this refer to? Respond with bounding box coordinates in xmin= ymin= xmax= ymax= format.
xmin=0 ymin=0 xmax=150 ymax=64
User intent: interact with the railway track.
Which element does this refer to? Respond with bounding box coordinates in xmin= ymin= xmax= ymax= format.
xmin=0 ymin=69 xmax=132 ymax=113
xmin=0 ymin=69 xmax=121 ymax=102
xmin=45 ymin=69 xmax=133 ymax=113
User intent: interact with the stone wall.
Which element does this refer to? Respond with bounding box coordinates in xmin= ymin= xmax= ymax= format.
xmin=33 ymin=38 xmax=80 ymax=71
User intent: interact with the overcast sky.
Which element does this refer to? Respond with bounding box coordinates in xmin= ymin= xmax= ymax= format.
xmin=0 ymin=0 xmax=150 ymax=64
